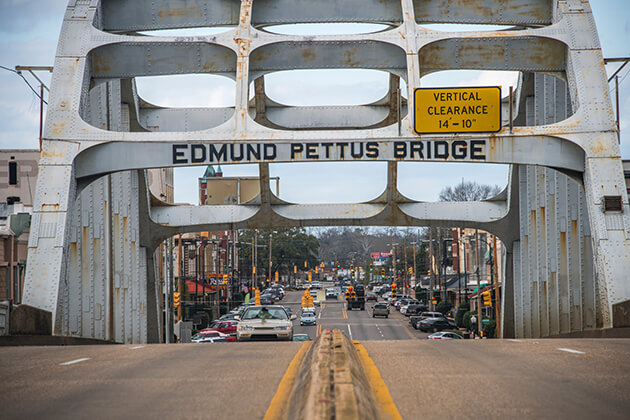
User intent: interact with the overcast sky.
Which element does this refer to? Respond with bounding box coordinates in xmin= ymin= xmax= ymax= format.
xmin=0 ymin=0 xmax=628 ymax=206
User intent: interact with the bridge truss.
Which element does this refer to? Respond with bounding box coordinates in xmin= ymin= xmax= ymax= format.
xmin=23 ymin=0 xmax=630 ymax=342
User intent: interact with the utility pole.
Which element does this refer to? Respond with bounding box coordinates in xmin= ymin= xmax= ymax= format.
xmin=493 ymin=234 xmax=500 ymax=337
xmin=429 ymin=228 xmax=434 ymax=311
xmin=268 ymin=233 xmax=273 ymax=286
xmin=178 ymin=234 xmax=182 ymax=322
xmin=403 ymin=237 xmax=408 ymax=294
xmin=476 ymin=229 xmax=482 ymax=336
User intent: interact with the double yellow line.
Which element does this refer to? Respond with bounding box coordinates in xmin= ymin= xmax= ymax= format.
xmin=316 ymin=324 xmax=322 ymax=337
xmin=342 ymin=309 xmax=348 ymax=319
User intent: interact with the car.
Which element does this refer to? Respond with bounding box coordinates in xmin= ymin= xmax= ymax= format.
xmin=405 ymin=304 xmax=428 ymax=317
xmin=217 ymin=312 xmax=240 ymax=321
xmin=283 ymin=306 xmax=292 ymax=317
xmin=427 ymin=331 xmax=463 ymax=340
xmin=372 ymin=302 xmax=389 ymax=318
xmin=417 ymin=317 xmax=452 ymax=333
xmin=309 ymin=289 xmax=318 ymax=297
xmin=300 ymin=311 xmax=317 ymax=326
xmin=203 ymin=320 xmax=238 ymax=335
xmin=366 ymin=292 xmax=378 ymax=302
xmin=293 ymin=334 xmax=312 ymax=341
xmin=259 ymin=294 xmax=275 ymax=305
xmin=236 ymin=305 xmax=296 ymax=341
xmin=302 ymin=305 xmax=315 ymax=314
xmin=325 ymin=288 xmax=337 ymax=299
xmin=192 ymin=330 xmax=230 ymax=343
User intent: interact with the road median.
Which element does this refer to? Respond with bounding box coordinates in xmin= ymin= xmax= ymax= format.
xmin=264 ymin=329 xmax=401 ymax=420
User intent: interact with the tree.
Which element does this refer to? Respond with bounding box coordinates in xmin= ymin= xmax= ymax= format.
xmin=438 ymin=180 xmax=501 ymax=202
xmin=239 ymin=228 xmax=319 ymax=277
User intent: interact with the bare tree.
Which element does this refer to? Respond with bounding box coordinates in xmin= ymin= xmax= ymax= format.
xmin=438 ymin=180 xmax=501 ymax=202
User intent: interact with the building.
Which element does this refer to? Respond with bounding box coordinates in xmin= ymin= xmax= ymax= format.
xmin=0 ymin=150 xmax=38 ymax=303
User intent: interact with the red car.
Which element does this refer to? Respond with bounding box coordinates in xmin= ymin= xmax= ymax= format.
xmin=194 ymin=330 xmax=235 ymax=342
xmin=203 ymin=320 xmax=238 ymax=335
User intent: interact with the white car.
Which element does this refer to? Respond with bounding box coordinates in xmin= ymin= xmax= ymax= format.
xmin=236 ymin=305 xmax=296 ymax=341
xmin=192 ymin=330 xmax=230 ymax=343
xmin=427 ymin=331 xmax=463 ymax=340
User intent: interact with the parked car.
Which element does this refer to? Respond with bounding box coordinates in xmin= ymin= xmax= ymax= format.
xmin=259 ymin=294 xmax=275 ymax=305
xmin=427 ymin=331 xmax=463 ymax=340
xmin=218 ymin=312 xmax=240 ymax=321
xmin=372 ymin=302 xmax=390 ymax=318
xmin=236 ymin=305 xmax=296 ymax=341
xmin=405 ymin=304 xmax=428 ymax=316
xmin=417 ymin=317 xmax=452 ymax=333
xmin=192 ymin=330 xmax=230 ymax=343
xmin=366 ymin=292 xmax=378 ymax=302
xmin=300 ymin=311 xmax=317 ymax=326
xmin=203 ymin=320 xmax=238 ymax=335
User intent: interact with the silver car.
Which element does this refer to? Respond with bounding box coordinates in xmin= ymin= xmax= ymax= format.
xmin=300 ymin=311 xmax=317 ymax=326
xmin=236 ymin=305 xmax=296 ymax=341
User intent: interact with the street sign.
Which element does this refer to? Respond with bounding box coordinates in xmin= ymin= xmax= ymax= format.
xmin=414 ymin=87 xmax=501 ymax=134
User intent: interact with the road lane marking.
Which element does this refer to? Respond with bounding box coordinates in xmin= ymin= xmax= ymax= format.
xmin=263 ymin=342 xmax=312 ymax=420
xmin=557 ymin=348 xmax=585 ymax=354
xmin=348 ymin=324 xmax=353 ymax=340
xmin=353 ymin=341 xmax=403 ymax=420
xmin=508 ymin=339 xmax=522 ymax=342
xmin=59 ymin=358 xmax=90 ymax=366
xmin=316 ymin=324 xmax=321 ymax=337
xmin=129 ymin=345 xmax=145 ymax=350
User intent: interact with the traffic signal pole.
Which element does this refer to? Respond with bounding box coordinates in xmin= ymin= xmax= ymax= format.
xmin=476 ymin=229 xmax=482 ymax=336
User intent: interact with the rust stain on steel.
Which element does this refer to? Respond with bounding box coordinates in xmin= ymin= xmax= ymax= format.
xmin=41 ymin=204 xmax=60 ymax=212
xmin=51 ymin=122 xmax=67 ymax=135
xmin=91 ymin=54 xmax=111 ymax=74
xmin=157 ymin=6 xmax=200 ymax=19
xmin=301 ymin=48 xmax=316 ymax=62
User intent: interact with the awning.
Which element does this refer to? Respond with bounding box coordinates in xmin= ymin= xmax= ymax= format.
xmin=186 ymin=280 xmax=216 ymax=294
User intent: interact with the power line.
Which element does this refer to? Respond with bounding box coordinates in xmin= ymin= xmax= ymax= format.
xmin=0 ymin=65 xmax=48 ymax=104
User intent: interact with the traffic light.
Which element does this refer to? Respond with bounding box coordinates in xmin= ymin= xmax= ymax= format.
xmin=482 ymin=290 xmax=492 ymax=306
xmin=294 ymin=265 xmax=297 ymax=274
xmin=431 ymin=297 xmax=437 ymax=305
xmin=173 ymin=291 xmax=181 ymax=308
xmin=427 ymin=270 xmax=431 ymax=278
xmin=275 ymin=271 xmax=279 ymax=282
xmin=391 ymin=283 xmax=397 ymax=297
xmin=408 ymin=267 xmax=413 ymax=275
xmin=255 ymin=288 xmax=261 ymax=305
xmin=370 ymin=263 xmax=373 ymax=272
xmin=351 ymin=269 xmax=355 ymax=280
xmin=315 ymin=266 xmax=319 ymax=274
xmin=304 ymin=260 xmax=307 ymax=268
xmin=308 ymin=271 xmax=313 ymax=282
xmin=381 ymin=268 xmax=385 ymax=279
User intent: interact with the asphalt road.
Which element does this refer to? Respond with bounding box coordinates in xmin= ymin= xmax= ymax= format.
xmin=285 ymin=288 xmax=425 ymax=341
xmin=0 ymin=341 xmax=302 ymax=420
xmin=3 ymin=288 xmax=629 ymax=419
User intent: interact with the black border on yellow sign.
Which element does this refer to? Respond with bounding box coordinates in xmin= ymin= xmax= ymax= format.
xmin=413 ymin=86 xmax=502 ymax=135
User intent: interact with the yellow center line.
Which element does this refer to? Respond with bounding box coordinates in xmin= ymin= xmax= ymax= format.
xmin=353 ymin=341 xmax=403 ymax=420
xmin=263 ymin=341 xmax=312 ymax=420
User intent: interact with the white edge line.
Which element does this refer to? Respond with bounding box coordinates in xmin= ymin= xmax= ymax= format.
xmin=557 ymin=347 xmax=585 ymax=354
xmin=129 ymin=345 xmax=145 ymax=350
xmin=508 ymin=339 xmax=522 ymax=342
xmin=60 ymin=357 xmax=91 ymax=366
xmin=348 ymin=324 xmax=353 ymax=340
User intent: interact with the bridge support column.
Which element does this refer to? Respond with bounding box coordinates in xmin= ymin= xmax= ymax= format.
xmin=583 ymin=155 xmax=630 ymax=329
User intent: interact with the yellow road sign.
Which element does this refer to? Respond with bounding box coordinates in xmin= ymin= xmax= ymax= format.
xmin=414 ymin=87 xmax=501 ymax=134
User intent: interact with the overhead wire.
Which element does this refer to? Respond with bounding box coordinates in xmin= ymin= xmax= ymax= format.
xmin=0 ymin=65 xmax=48 ymax=104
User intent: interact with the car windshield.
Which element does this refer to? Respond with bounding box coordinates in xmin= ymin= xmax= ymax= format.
xmin=302 ymin=312 xmax=315 ymax=317
xmin=242 ymin=307 xmax=288 ymax=320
